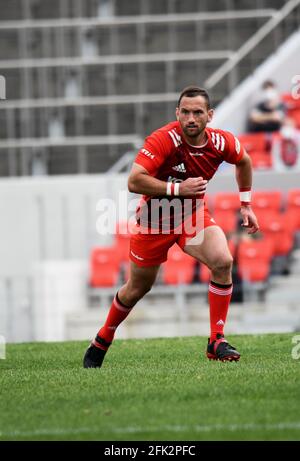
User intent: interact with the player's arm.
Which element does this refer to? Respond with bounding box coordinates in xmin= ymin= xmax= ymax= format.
xmin=128 ymin=163 xmax=173 ymax=196
xmin=128 ymin=164 xmax=207 ymax=197
xmin=235 ymin=151 xmax=259 ymax=234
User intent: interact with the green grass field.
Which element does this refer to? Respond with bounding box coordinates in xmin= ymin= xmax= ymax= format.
xmin=0 ymin=333 xmax=300 ymax=441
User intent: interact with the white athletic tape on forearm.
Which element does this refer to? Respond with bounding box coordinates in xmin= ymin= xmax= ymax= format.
xmin=240 ymin=190 xmax=251 ymax=203
xmin=174 ymin=183 xmax=180 ymax=196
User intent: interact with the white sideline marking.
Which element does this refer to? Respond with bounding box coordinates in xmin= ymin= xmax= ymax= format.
xmin=1 ymin=422 xmax=300 ymax=438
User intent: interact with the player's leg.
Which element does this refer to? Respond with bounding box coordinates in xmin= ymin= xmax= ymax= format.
xmin=83 ymin=262 xmax=160 ymax=368
xmin=183 ymin=225 xmax=240 ymax=361
xmin=184 ymin=225 xmax=233 ymax=284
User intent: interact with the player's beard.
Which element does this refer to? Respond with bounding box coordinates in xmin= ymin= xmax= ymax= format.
xmin=182 ymin=124 xmax=203 ymax=139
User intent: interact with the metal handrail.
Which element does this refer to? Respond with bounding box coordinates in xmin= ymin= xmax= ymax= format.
xmin=0 ymin=92 xmax=181 ymax=110
xmin=0 ymin=9 xmax=276 ymax=30
xmin=0 ymin=135 xmax=141 ymax=149
xmin=107 ymin=151 xmax=137 ymax=173
xmin=205 ymin=0 xmax=300 ymax=89
xmin=0 ymin=50 xmax=232 ymax=69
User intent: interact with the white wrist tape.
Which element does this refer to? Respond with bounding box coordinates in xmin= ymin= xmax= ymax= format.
xmin=166 ymin=182 xmax=172 ymax=196
xmin=240 ymin=190 xmax=251 ymax=203
xmin=174 ymin=183 xmax=180 ymax=196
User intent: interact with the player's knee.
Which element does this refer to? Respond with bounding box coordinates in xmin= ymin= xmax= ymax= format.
xmin=211 ymin=255 xmax=233 ymax=274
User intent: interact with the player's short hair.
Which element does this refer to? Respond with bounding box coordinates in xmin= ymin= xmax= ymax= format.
xmin=178 ymin=86 xmax=211 ymax=109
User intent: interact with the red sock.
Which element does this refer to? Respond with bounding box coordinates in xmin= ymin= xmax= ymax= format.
xmin=94 ymin=292 xmax=133 ymax=349
xmin=208 ymin=280 xmax=233 ymax=343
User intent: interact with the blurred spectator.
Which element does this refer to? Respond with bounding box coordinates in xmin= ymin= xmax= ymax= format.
xmin=80 ymin=28 xmax=98 ymax=58
xmin=48 ymin=111 xmax=65 ymax=138
xmin=30 ymin=149 xmax=48 ymax=176
xmin=248 ymin=80 xmax=286 ymax=133
xmin=97 ymin=0 xmax=114 ymax=17
xmin=64 ymin=69 xmax=81 ymax=99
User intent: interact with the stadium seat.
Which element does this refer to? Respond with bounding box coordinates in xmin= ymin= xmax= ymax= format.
xmin=213 ymin=192 xmax=240 ymax=211
xmin=252 ymin=190 xmax=282 ymax=213
xmin=162 ymin=245 xmax=195 ymax=285
xmin=237 ymin=237 xmax=273 ymax=282
xmin=285 ymin=189 xmax=300 ymax=230
xmin=249 ymin=151 xmax=272 ymax=170
xmin=238 ymin=133 xmax=268 ymax=153
xmin=237 ymin=237 xmax=274 ymax=263
xmin=90 ymin=246 xmax=121 ymax=287
xmin=212 ymin=209 xmax=238 ymax=235
xmin=238 ymin=258 xmax=270 ymax=282
xmin=255 ymin=211 xmax=294 ymax=256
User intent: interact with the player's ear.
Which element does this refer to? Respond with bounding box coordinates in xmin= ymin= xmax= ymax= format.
xmin=207 ymin=109 xmax=214 ymax=123
xmin=175 ymin=107 xmax=179 ymax=120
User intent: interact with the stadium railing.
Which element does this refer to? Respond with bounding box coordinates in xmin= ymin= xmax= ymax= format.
xmin=1 ymin=6 xmax=292 ymax=176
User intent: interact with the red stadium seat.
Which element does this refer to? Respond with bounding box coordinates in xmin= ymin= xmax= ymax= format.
xmin=255 ymin=211 xmax=294 ymax=256
xmin=213 ymin=192 xmax=240 ymax=211
xmin=237 ymin=237 xmax=274 ymax=263
xmin=90 ymin=246 xmax=121 ymax=287
xmin=238 ymin=133 xmax=268 ymax=153
xmin=213 ymin=209 xmax=238 ymax=235
xmin=252 ymin=190 xmax=282 ymax=213
xmin=237 ymin=237 xmax=273 ymax=282
xmin=287 ymin=189 xmax=300 ymax=208
xmin=285 ymin=189 xmax=300 ymax=230
xmin=249 ymin=151 xmax=272 ymax=170
xmin=238 ymin=259 xmax=270 ymax=282
xmin=282 ymin=210 xmax=299 ymax=233
xmin=162 ymin=245 xmax=195 ymax=285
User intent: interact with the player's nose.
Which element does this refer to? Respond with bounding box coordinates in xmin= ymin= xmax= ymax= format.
xmin=187 ymin=114 xmax=196 ymax=123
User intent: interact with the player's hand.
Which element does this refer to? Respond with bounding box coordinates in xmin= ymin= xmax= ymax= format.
xmin=240 ymin=205 xmax=259 ymax=234
xmin=179 ymin=177 xmax=208 ymax=196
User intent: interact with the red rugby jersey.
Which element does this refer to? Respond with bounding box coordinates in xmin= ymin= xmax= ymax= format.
xmin=133 ymin=121 xmax=245 ymax=231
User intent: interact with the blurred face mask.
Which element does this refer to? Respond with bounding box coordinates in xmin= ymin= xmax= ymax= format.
xmin=263 ymin=88 xmax=279 ymax=102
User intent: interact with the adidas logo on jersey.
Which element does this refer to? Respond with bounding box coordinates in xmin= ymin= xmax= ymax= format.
xmin=172 ymin=163 xmax=186 ymax=173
